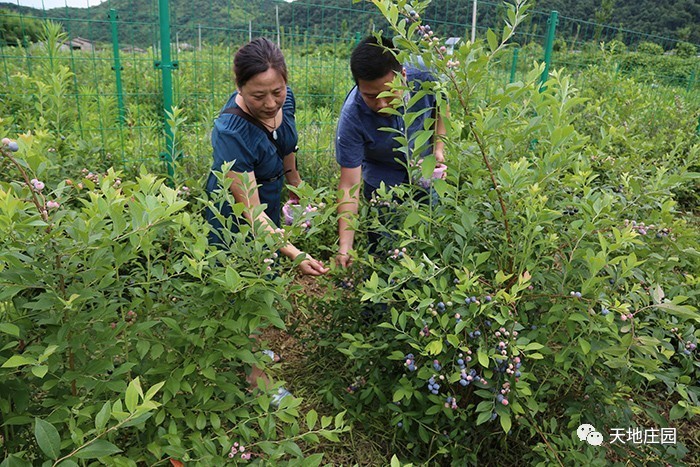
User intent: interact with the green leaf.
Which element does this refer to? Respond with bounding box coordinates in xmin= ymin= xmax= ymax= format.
xmin=95 ymin=401 xmax=111 ymax=431
xmin=321 ymin=415 xmax=332 ymax=429
xmin=404 ymin=211 xmax=422 ymax=229
xmin=579 ymin=339 xmax=591 ymax=355
xmin=31 ymin=365 xmax=48 ymax=378
xmin=500 ymin=413 xmax=512 ymax=433
xmin=301 ymin=453 xmax=324 ymax=467
xmin=0 ymin=454 xmax=32 ymax=467
xmin=73 ymin=439 xmax=122 ymax=459
xmin=669 ymin=404 xmax=686 ymax=421
xmin=477 ymin=349 xmax=489 ymax=368
xmin=334 ymin=410 xmax=346 ymax=428
xmin=195 ymin=412 xmax=206 ymax=430
xmin=476 ymin=410 xmax=492 ymax=425
xmin=125 ymin=378 xmax=141 ymax=413
xmin=306 ymin=409 xmax=318 ymax=430
xmin=486 ymin=28 xmax=498 ymax=52
xmin=144 ymin=381 xmax=165 ymax=401
xmin=651 ymin=285 xmax=664 ymax=304
xmin=425 ymin=340 xmax=443 ymax=355
xmin=34 ymin=418 xmax=61 ymax=460
xmin=0 ymin=323 xmax=20 ymax=337
xmin=211 ymin=413 xmax=221 ymax=430
xmin=56 ymin=461 xmax=79 ymax=467
xmin=2 ymin=355 xmax=35 ymax=368
xmin=654 ymin=303 xmax=699 ymax=322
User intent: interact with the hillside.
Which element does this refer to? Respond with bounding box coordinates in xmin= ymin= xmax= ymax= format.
xmin=1 ymin=0 xmax=699 ymax=47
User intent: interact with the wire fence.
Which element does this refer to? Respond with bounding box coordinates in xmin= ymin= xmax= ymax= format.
xmin=1 ymin=0 xmax=699 ymax=184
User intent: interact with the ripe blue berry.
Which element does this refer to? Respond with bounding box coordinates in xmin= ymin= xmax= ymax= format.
xmin=8 ymin=141 xmax=19 ymax=152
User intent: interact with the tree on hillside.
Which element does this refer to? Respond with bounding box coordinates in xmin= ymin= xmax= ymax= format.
xmin=0 ymin=8 xmax=44 ymax=46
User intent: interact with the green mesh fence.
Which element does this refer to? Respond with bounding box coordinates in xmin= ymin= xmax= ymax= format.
xmin=1 ymin=0 xmax=698 ymax=184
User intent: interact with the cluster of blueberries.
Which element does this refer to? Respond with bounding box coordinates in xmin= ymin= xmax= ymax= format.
xmin=496 ymin=381 xmax=511 ymax=406
xmin=458 ymin=368 xmax=484 ymax=387
xmin=346 ymin=376 xmax=366 ymax=394
xmin=427 ymin=376 xmax=441 ymax=395
xmin=387 ymin=248 xmax=407 ymax=260
xmin=1 ymin=137 xmax=19 ymax=152
xmin=404 ymin=353 xmax=417 ymax=372
xmin=562 ymin=205 xmax=579 ymax=216
xmin=494 ymin=355 xmax=522 ymax=379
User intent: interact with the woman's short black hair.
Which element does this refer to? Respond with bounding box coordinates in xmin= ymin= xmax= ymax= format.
xmin=233 ymin=37 xmax=288 ymax=88
xmin=350 ymin=35 xmax=401 ymax=83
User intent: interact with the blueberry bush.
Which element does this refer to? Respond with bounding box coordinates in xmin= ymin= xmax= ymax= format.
xmin=0 ymin=132 xmax=347 ymax=465
xmin=306 ymin=0 xmax=699 ymax=464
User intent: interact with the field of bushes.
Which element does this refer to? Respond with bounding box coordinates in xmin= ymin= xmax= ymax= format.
xmin=1 ymin=0 xmax=699 ymax=465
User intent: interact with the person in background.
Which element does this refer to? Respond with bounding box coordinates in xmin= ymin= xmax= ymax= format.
xmin=335 ymin=35 xmax=446 ymax=267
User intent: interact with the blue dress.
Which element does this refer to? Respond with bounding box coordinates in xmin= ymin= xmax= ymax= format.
xmin=205 ymin=87 xmax=298 ymax=245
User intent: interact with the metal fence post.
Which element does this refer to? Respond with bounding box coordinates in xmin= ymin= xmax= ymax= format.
xmin=540 ymin=10 xmax=558 ymax=90
xmin=686 ymin=69 xmax=696 ymax=94
xmin=509 ymin=47 xmax=519 ymax=83
xmin=156 ymin=0 xmax=176 ymax=184
xmin=109 ymin=9 xmax=126 ymax=126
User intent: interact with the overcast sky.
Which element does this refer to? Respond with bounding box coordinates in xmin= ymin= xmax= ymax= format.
xmin=10 ymin=0 xmax=107 ymax=8
xmin=11 ymin=0 xmax=293 ymax=9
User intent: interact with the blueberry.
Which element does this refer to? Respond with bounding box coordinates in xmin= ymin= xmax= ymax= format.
xmin=484 ymin=295 xmax=492 ymax=302
xmin=457 ymin=359 xmax=464 ymax=366
xmin=8 ymin=141 xmax=19 ymax=152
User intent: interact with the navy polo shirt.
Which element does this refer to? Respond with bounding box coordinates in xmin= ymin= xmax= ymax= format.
xmin=335 ymin=65 xmax=437 ymax=192
xmin=205 ymin=87 xmax=298 ymax=243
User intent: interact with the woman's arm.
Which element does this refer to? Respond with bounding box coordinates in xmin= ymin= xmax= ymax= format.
xmin=226 ymin=170 xmax=328 ymax=275
xmin=433 ymin=102 xmax=448 ymax=163
xmin=283 ymin=152 xmax=302 ymax=187
xmin=336 ymin=166 xmax=362 ymax=268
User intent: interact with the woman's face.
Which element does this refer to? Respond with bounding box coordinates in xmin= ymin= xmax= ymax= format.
xmin=238 ymin=67 xmax=287 ymax=120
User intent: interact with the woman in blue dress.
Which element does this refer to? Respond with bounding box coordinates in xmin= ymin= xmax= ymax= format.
xmin=205 ymin=38 xmax=328 ymax=276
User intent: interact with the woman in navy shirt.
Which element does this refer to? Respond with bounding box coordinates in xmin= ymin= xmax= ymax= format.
xmin=205 ymin=38 xmax=328 ymax=276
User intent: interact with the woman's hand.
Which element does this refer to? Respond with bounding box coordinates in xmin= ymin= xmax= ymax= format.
xmin=335 ymin=251 xmax=353 ymax=268
xmin=434 ymin=147 xmax=445 ymax=163
xmin=297 ymin=254 xmax=329 ymax=276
